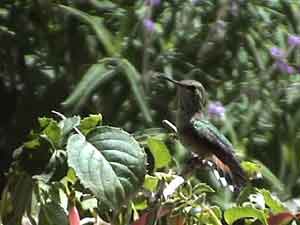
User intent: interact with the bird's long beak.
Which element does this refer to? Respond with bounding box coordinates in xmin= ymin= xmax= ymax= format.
xmin=157 ymin=74 xmax=185 ymax=87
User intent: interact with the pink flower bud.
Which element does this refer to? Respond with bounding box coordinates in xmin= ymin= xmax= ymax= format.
xmin=69 ymin=206 xmax=80 ymax=225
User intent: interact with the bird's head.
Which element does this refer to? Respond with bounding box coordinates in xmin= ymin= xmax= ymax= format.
xmin=158 ymin=75 xmax=207 ymax=114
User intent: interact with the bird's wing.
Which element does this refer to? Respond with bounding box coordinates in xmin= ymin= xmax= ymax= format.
xmin=190 ymin=118 xmax=246 ymax=189
xmin=191 ymin=119 xmax=233 ymax=152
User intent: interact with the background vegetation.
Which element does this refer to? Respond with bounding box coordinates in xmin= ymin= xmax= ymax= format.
xmin=1 ymin=0 xmax=300 ymax=224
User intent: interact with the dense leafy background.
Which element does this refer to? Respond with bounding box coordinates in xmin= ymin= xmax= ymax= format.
xmin=1 ymin=0 xmax=300 ymax=224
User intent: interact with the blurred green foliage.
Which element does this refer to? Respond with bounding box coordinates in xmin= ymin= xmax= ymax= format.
xmin=2 ymin=0 xmax=300 ymax=224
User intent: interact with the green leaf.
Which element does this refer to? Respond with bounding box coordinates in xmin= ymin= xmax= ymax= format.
xmin=147 ymin=138 xmax=171 ymax=169
xmin=23 ymin=138 xmax=41 ymax=149
xmin=241 ymin=161 xmax=261 ymax=177
xmin=224 ymin=207 xmax=268 ymax=225
xmin=79 ymin=114 xmax=102 ymax=135
xmin=38 ymin=117 xmax=61 ymax=146
xmin=62 ymin=63 xmax=116 ymax=111
xmin=254 ymin=160 xmax=284 ymax=192
xmin=67 ymin=126 xmax=146 ymax=210
xmin=193 ymin=183 xmax=215 ymax=194
xmin=6 ymin=173 xmax=32 ymax=225
xmin=259 ymin=189 xmax=286 ymax=213
xmin=198 ymin=207 xmax=222 ymax=225
xmin=39 ymin=117 xmax=56 ymax=129
xmin=133 ymin=198 xmax=148 ymax=210
xmin=133 ymin=128 xmax=169 ymax=143
xmin=119 ymin=59 xmax=153 ymax=125
xmin=38 ymin=202 xmax=68 ymax=225
xmin=241 ymin=160 xmax=284 ymax=192
xmin=43 ymin=122 xmax=61 ymax=146
xmin=236 ymin=186 xmax=257 ymax=205
xmin=81 ymin=197 xmax=98 ymax=210
xmin=66 ymin=168 xmax=77 ymax=184
xmin=58 ymin=5 xmax=117 ymax=56
xmin=143 ymin=175 xmax=159 ymax=192
xmin=59 ymin=116 xmax=81 ymax=138
xmin=210 ymin=206 xmax=222 ymax=219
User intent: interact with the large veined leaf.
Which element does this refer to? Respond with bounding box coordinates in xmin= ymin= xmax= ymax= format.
xmin=67 ymin=126 xmax=146 ymax=209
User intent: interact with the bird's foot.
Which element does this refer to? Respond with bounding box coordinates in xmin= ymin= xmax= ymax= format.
xmin=181 ymin=153 xmax=207 ymax=176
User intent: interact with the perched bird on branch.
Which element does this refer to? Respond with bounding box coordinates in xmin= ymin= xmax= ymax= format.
xmin=159 ymin=75 xmax=246 ymax=191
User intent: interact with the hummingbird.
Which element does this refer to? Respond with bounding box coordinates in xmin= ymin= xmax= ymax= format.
xmin=159 ymin=75 xmax=246 ymax=190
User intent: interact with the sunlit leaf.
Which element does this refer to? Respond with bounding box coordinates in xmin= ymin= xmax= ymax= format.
xmin=143 ymin=175 xmax=159 ymax=192
xmin=66 ymin=168 xmax=77 ymax=184
xmin=259 ymin=189 xmax=286 ymax=213
xmin=241 ymin=161 xmax=261 ymax=177
xmin=210 ymin=206 xmax=222 ymax=219
xmin=193 ymin=183 xmax=215 ymax=194
xmin=23 ymin=138 xmax=40 ymax=149
xmin=133 ymin=198 xmax=148 ymax=210
xmin=198 ymin=207 xmax=222 ymax=225
xmin=147 ymin=138 xmax=171 ymax=169
xmin=79 ymin=114 xmax=102 ymax=135
xmin=39 ymin=117 xmax=61 ymax=146
xmin=39 ymin=117 xmax=56 ymax=129
xmin=81 ymin=197 xmax=98 ymax=210
xmin=67 ymin=126 xmax=146 ymax=209
xmin=44 ymin=126 xmax=60 ymax=141
xmin=224 ymin=207 xmax=268 ymax=225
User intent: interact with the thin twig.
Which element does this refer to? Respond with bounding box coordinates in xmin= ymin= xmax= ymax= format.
xmin=51 ymin=110 xmax=85 ymax=138
xmin=162 ymin=120 xmax=178 ymax=133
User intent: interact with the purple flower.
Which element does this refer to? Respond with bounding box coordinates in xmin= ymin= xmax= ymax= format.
xmin=270 ymin=47 xmax=286 ymax=60
xmin=143 ymin=19 xmax=155 ymax=32
xmin=208 ymin=102 xmax=225 ymax=119
xmin=275 ymin=60 xmax=295 ymax=74
xmin=288 ymin=35 xmax=300 ymax=46
xmin=146 ymin=0 xmax=160 ymax=6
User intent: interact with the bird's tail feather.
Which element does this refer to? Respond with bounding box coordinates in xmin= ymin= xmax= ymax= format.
xmin=209 ymin=155 xmax=246 ymax=192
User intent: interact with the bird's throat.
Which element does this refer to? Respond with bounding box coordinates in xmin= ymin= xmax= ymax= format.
xmin=176 ymin=106 xmax=204 ymax=131
xmin=175 ymin=88 xmax=205 ymax=130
